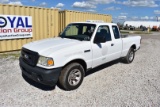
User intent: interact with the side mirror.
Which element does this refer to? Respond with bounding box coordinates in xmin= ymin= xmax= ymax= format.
xmin=94 ymin=35 xmax=106 ymax=43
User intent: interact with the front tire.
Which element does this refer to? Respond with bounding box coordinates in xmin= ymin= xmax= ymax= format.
xmin=123 ymin=48 xmax=135 ymax=64
xmin=58 ymin=63 xmax=85 ymax=91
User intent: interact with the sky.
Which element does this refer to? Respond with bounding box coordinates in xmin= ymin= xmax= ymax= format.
xmin=0 ymin=0 xmax=160 ymax=23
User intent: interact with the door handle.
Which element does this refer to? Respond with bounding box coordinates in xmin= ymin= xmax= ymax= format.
xmin=84 ymin=50 xmax=91 ymax=53
xmin=111 ymin=43 xmax=114 ymax=46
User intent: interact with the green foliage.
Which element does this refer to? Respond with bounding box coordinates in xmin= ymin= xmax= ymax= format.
xmin=0 ymin=51 xmax=20 ymax=59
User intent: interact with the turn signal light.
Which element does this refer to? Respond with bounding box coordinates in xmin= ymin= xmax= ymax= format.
xmin=47 ymin=59 xmax=54 ymax=66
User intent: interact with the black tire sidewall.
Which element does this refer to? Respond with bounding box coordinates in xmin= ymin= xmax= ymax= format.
xmin=63 ymin=63 xmax=84 ymax=90
xmin=127 ymin=48 xmax=135 ymax=63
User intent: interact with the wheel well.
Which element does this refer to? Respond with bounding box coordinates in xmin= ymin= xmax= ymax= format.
xmin=64 ymin=59 xmax=87 ymax=72
xmin=131 ymin=44 xmax=136 ymax=50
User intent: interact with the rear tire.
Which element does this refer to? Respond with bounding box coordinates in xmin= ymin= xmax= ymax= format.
xmin=123 ymin=48 xmax=135 ymax=64
xmin=58 ymin=63 xmax=85 ymax=91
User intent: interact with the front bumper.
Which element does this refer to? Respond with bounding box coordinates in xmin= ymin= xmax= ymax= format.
xmin=19 ymin=57 xmax=62 ymax=86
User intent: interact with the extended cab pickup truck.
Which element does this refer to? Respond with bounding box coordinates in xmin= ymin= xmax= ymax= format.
xmin=19 ymin=21 xmax=141 ymax=90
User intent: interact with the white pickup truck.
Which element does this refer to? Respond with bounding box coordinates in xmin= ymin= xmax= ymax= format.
xmin=19 ymin=21 xmax=141 ymax=90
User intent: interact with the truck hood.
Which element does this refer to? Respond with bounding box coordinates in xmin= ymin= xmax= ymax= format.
xmin=23 ymin=37 xmax=86 ymax=56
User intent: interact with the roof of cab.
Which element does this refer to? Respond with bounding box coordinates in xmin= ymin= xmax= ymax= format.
xmin=70 ymin=22 xmax=117 ymax=26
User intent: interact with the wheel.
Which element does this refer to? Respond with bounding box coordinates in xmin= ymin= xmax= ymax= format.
xmin=123 ymin=48 xmax=135 ymax=64
xmin=58 ymin=63 xmax=85 ymax=91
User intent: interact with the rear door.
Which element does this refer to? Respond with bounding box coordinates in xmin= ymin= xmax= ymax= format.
xmin=109 ymin=25 xmax=123 ymax=60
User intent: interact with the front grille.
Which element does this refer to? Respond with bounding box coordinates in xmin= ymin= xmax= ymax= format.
xmin=21 ymin=48 xmax=39 ymax=67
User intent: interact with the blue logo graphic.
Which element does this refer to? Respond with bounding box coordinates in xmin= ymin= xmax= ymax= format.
xmin=0 ymin=20 xmax=4 ymax=24
xmin=0 ymin=17 xmax=7 ymax=28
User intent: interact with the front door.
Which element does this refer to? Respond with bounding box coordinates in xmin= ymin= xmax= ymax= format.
xmin=92 ymin=25 xmax=112 ymax=68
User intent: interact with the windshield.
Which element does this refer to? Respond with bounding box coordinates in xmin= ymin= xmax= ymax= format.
xmin=60 ymin=23 xmax=96 ymax=41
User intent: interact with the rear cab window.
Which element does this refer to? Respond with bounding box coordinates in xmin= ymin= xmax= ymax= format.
xmin=112 ymin=26 xmax=120 ymax=39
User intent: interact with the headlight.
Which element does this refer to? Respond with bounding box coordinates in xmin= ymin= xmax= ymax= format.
xmin=38 ymin=56 xmax=54 ymax=67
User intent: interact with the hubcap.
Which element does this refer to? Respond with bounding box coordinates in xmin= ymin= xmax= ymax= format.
xmin=129 ymin=51 xmax=134 ymax=61
xmin=68 ymin=69 xmax=82 ymax=86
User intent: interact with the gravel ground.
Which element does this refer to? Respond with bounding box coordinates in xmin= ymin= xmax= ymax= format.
xmin=0 ymin=33 xmax=160 ymax=107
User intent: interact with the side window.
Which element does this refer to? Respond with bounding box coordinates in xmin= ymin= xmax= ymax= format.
xmin=96 ymin=26 xmax=112 ymax=41
xmin=112 ymin=26 xmax=120 ymax=39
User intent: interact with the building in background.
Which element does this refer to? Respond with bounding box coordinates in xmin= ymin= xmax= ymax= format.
xmin=124 ymin=21 xmax=160 ymax=28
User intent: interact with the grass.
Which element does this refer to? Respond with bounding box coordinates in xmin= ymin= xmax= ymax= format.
xmin=132 ymin=31 xmax=152 ymax=34
xmin=120 ymin=30 xmax=152 ymax=34
xmin=120 ymin=31 xmax=129 ymax=34
xmin=0 ymin=51 xmax=20 ymax=59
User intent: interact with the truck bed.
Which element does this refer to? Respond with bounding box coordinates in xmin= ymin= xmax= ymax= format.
xmin=121 ymin=35 xmax=141 ymax=57
xmin=121 ymin=35 xmax=129 ymax=38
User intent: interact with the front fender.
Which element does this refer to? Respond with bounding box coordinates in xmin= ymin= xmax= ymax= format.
xmin=63 ymin=54 xmax=86 ymax=67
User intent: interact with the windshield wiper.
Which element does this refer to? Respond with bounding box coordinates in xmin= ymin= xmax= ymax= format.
xmin=66 ymin=36 xmax=77 ymax=39
xmin=64 ymin=36 xmax=81 ymax=41
xmin=59 ymin=35 xmax=64 ymax=38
